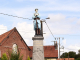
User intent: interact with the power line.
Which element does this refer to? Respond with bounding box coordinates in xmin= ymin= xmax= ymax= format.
xmin=64 ymin=47 xmax=78 ymax=50
xmin=45 ymin=21 xmax=55 ymax=38
xmin=0 ymin=12 xmax=55 ymax=38
xmin=0 ymin=13 xmax=32 ymax=20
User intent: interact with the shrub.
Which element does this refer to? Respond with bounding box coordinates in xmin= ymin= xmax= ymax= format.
xmin=27 ymin=56 xmax=31 ymax=60
xmin=75 ymin=58 xmax=80 ymax=60
xmin=0 ymin=57 xmax=1 ymax=60
xmin=1 ymin=53 xmax=8 ymax=60
xmin=8 ymin=49 xmax=23 ymax=60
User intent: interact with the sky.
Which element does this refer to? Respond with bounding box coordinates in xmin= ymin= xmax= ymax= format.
xmin=0 ymin=0 xmax=80 ymax=56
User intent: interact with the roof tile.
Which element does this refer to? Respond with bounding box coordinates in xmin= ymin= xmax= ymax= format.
xmin=0 ymin=28 xmax=14 ymax=43
xmin=29 ymin=45 xmax=58 ymax=58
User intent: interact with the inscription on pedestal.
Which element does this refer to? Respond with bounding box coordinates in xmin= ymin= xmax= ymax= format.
xmin=33 ymin=41 xmax=43 ymax=46
xmin=32 ymin=36 xmax=44 ymax=60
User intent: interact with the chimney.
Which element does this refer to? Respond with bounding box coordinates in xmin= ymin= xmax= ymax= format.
xmin=54 ymin=41 xmax=58 ymax=50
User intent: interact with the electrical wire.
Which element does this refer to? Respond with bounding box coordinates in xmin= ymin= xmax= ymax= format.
xmin=0 ymin=12 xmax=55 ymax=38
xmin=0 ymin=13 xmax=32 ymax=20
xmin=45 ymin=21 xmax=55 ymax=38
xmin=1 ymin=13 xmax=78 ymax=51
xmin=64 ymin=47 xmax=78 ymax=50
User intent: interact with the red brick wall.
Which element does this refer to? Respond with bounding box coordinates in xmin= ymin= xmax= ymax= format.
xmin=57 ymin=58 xmax=74 ymax=60
xmin=0 ymin=30 xmax=29 ymax=60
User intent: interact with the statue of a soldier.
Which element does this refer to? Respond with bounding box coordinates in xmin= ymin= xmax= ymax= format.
xmin=33 ymin=9 xmax=41 ymax=35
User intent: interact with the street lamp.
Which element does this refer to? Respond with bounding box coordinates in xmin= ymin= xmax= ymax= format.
xmin=46 ymin=17 xmax=50 ymax=19
xmin=40 ymin=17 xmax=50 ymax=36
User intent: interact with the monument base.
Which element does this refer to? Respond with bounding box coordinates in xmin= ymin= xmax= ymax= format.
xmin=32 ymin=35 xmax=44 ymax=60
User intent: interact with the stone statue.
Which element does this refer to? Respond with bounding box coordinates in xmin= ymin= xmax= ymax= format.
xmin=33 ymin=9 xmax=41 ymax=35
xmin=12 ymin=44 xmax=17 ymax=54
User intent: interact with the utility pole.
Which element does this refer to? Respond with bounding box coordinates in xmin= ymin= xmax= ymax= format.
xmin=60 ymin=46 xmax=64 ymax=60
xmin=55 ymin=37 xmax=64 ymax=60
xmin=68 ymin=52 xmax=69 ymax=60
xmin=59 ymin=37 xmax=60 ymax=60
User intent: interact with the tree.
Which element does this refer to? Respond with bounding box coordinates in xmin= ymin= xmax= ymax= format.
xmin=60 ymin=50 xmax=80 ymax=60
xmin=60 ymin=52 xmax=68 ymax=58
xmin=78 ymin=49 xmax=80 ymax=54
xmin=75 ymin=58 xmax=80 ymax=60
xmin=60 ymin=51 xmax=76 ymax=58
xmin=1 ymin=53 xmax=8 ymax=60
xmin=8 ymin=49 xmax=23 ymax=60
xmin=27 ymin=56 xmax=31 ymax=60
xmin=69 ymin=51 xmax=76 ymax=58
xmin=75 ymin=53 xmax=80 ymax=59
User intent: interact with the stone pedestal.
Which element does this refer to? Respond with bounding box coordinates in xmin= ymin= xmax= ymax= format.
xmin=32 ymin=35 xmax=44 ymax=60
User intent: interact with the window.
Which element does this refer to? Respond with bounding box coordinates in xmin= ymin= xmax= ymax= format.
xmin=12 ymin=44 xmax=18 ymax=54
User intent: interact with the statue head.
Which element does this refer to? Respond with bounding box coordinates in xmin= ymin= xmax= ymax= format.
xmin=34 ymin=8 xmax=39 ymax=17
xmin=35 ymin=8 xmax=38 ymax=13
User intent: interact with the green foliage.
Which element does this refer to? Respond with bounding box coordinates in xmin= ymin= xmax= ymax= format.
xmin=60 ymin=51 xmax=76 ymax=58
xmin=75 ymin=58 xmax=80 ymax=60
xmin=60 ymin=51 xmax=80 ymax=60
xmin=75 ymin=54 xmax=80 ymax=59
xmin=60 ymin=52 xmax=68 ymax=58
xmin=27 ymin=56 xmax=31 ymax=60
xmin=1 ymin=53 xmax=8 ymax=60
xmin=0 ymin=57 xmax=1 ymax=60
xmin=69 ymin=51 xmax=76 ymax=58
xmin=45 ymin=58 xmax=47 ymax=60
xmin=8 ymin=49 xmax=23 ymax=60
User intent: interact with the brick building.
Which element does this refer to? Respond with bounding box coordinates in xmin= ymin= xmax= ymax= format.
xmin=0 ymin=27 xmax=58 ymax=60
xmin=29 ymin=46 xmax=58 ymax=60
xmin=57 ymin=58 xmax=74 ymax=60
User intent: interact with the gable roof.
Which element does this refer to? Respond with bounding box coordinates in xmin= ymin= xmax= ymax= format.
xmin=0 ymin=27 xmax=30 ymax=50
xmin=29 ymin=45 xmax=58 ymax=58
xmin=0 ymin=28 xmax=14 ymax=44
